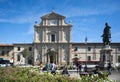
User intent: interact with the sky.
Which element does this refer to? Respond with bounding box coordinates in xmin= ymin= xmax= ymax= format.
xmin=0 ymin=0 xmax=120 ymax=44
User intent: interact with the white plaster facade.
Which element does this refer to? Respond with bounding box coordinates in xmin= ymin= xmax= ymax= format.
xmin=13 ymin=44 xmax=33 ymax=65
xmin=33 ymin=12 xmax=72 ymax=65
xmin=12 ymin=12 xmax=120 ymax=66
xmin=71 ymin=43 xmax=120 ymax=66
xmin=0 ymin=44 xmax=13 ymax=63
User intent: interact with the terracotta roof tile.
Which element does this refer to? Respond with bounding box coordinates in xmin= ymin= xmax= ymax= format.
xmin=0 ymin=44 xmax=13 ymax=47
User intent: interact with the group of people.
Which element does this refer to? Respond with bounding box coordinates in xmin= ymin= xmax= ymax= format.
xmin=39 ymin=62 xmax=57 ymax=74
xmin=40 ymin=63 xmax=70 ymax=76
xmin=45 ymin=62 xmax=56 ymax=75
xmin=77 ymin=63 xmax=112 ymax=76
xmin=40 ymin=62 xmax=112 ymax=77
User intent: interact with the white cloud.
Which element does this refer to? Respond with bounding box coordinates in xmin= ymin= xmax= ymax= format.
xmin=0 ymin=13 xmax=42 ymax=24
xmin=22 ymin=25 xmax=34 ymax=35
xmin=27 ymin=26 xmax=34 ymax=35
xmin=63 ymin=3 xmax=119 ymax=17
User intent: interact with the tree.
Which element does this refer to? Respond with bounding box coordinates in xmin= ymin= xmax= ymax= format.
xmin=21 ymin=49 xmax=29 ymax=58
xmin=21 ymin=49 xmax=30 ymax=64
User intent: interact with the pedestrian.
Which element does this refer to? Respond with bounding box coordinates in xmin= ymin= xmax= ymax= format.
xmin=62 ymin=65 xmax=70 ymax=76
xmin=84 ymin=64 xmax=88 ymax=72
xmin=39 ymin=63 xmax=43 ymax=73
xmin=51 ymin=62 xmax=56 ymax=75
xmin=107 ymin=63 xmax=112 ymax=75
xmin=78 ymin=64 xmax=82 ymax=74
xmin=45 ymin=62 xmax=50 ymax=73
xmin=93 ymin=65 xmax=101 ymax=75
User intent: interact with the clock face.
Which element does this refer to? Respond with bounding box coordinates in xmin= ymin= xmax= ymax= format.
xmin=48 ymin=20 xmax=58 ymax=25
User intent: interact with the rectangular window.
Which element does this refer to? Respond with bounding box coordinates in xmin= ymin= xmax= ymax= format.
xmin=17 ymin=47 xmax=20 ymax=51
xmin=118 ymin=56 xmax=120 ymax=62
xmin=1 ymin=51 xmax=5 ymax=56
xmin=88 ymin=56 xmax=91 ymax=61
xmin=118 ymin=47 xmax=120 ymax=51
xmin=51 ymin=34 xmax=55 ymax=42
xmin=93 ymin=54 xmax=96 ymax=60
xmin=17 ymin=55 xmax=20 ymax=61
xmin=29 ymin=47 xmax=32 ymax=51
xmin=93 ymin=49 xmax=96 ymax=60
xmin=74 ymin=47 xmax=78 ymax=51
xmin=88 ymin=47 xmax=91 ymax=51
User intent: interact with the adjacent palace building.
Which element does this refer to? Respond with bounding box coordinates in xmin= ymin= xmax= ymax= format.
xmin=0 ymin=12 xmax=120 ymax=66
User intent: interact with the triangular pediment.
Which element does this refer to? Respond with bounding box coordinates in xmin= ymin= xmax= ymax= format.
xmin=41 ymin=12 xmax=65 ymax=19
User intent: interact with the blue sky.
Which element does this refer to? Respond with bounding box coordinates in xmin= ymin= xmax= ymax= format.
xmin=0 ymin=0 xmax=120 ymax=44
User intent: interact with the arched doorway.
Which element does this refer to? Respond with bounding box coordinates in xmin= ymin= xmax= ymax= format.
xmin=72 ymin=57 xmax=79 ymax=67
xmin=47 ymin=49 xmax=57 ymax=64
xmin=28 ymin=59 xmax=33 ymax=65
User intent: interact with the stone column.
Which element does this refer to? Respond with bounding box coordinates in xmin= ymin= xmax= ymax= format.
xmin=42 ymin=47 xmax=45 ymax=64
xmin=44 ymin=28 xmax=46 ymax=42
xmin=61 ymin=28 xmax=63 ymax=42
xmin=34 ymin=28 xmax=38 ymax=42
xmin=33 ymin=45 xmax=39 ymax=65
xmin=69 ymin=27 xmax=72 ymax=42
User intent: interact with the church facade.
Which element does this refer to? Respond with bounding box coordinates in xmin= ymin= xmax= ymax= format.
xmin=14 ymin=12 xmax=72 ymax=65
xmin=33 ymin=12 xmax=72 ymax=65
xmin=13 ymin=12 xmax=120 ymax=66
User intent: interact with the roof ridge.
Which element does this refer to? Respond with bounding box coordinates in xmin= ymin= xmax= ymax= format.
xmin=41 ymin=11 xmax=65 ymax=19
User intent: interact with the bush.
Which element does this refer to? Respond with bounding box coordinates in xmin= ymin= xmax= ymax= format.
xmin=0 ymin=67 xmax=117 ymax=82
xmin=0 ymin=67 xmax=80 ymax=82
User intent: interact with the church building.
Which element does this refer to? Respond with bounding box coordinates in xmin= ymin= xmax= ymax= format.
xmin=13 ymin=12 xmax=120 ymax=66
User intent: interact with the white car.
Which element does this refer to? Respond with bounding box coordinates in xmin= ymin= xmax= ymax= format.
xmin=0 ymin=60 xmax=11 ymax=67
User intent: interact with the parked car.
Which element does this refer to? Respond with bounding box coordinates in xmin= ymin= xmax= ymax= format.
xmin=0 ymin=60 xmax=11 ymax=67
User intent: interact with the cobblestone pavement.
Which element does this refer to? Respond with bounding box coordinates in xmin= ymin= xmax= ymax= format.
xmin=69 ymin=70 xmax=120 ymax=81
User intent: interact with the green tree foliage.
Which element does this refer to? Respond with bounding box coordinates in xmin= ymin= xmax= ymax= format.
xmin=21 ymin=49 xmax=29 ymax=58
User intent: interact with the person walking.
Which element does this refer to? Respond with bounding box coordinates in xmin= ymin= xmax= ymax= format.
xmin=107 ymin=63 xmax=112 ymax=75
xmin=51 ymin=62 xmax=56 ymax=75
xmin=93 ymin=66 xmax=101 ymax=75
xmin=62 ymin=65 xmax=70 ymax=76
xmin=45 ymin=62 xmax=50 ymax=73
xmin=39 ymin=63 xmax=43 ymax=73
xmin=78 ymin=64 xmax=82 ymax=75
